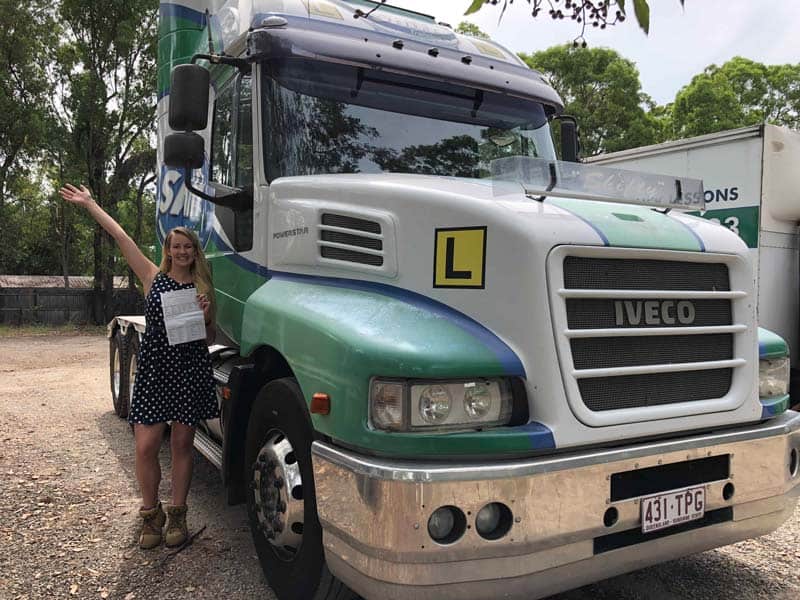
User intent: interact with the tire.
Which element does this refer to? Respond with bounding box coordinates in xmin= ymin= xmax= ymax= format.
xmin=109 ymin=329 xmax=130 ymax=418
xmin=126 ymin=331 xmax=140 ymax=411
xmin=245 ymin=378 xmax=356 ymax=600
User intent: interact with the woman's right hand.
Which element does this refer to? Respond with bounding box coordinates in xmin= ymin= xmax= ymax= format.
xmin=59 ymin=184 xmax=96 ymax=208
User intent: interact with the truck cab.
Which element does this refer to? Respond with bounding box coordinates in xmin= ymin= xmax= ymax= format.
xmin=108 ymin=2 xmax=800 ymax=599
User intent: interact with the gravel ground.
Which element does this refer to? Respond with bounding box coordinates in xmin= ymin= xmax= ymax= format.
xmin=1 ymin=332 xmax=799 ymax=600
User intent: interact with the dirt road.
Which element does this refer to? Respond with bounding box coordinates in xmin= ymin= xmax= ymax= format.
xmin=1 ymin=332 xmax=799 ymax=599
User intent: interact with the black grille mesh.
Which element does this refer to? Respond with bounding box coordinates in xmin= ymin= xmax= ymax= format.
xmin=562 ymin=256 xmax=736 ymax=414
xmin=321 ymin=246 xmax=383 ymax=266
xmin=571 ymin=334 xmax=733 ymax=370
xmin=321 ymin=213 xmax=381 ymax=234
xmin=566 ymin=299 xmax=731 ymax=329
xmin=579 ymin=369 xmax=733 ymax=411
xmin=321 ymin=230 xmax=383 ymax=250
xmin=564 ymin=257 xmax=730 ymax=291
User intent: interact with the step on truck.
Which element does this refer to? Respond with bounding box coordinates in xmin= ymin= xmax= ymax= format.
xmin=107 ymin=1 xmax=800 ymax=599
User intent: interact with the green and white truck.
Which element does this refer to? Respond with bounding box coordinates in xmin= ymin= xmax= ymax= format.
xmin=107 ymin=1 xmax=800 ymax=599
xmin=589 ymin=124 xmax=800 ymax=408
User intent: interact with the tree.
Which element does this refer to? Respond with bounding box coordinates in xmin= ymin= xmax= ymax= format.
xmin=671 ymin=57 xmax=800 ymax=138
xmin=0 ymin=1 xmax=78 ymax=277
xmin=372 ymin=135 xmax=481 ymax=177
xmin=54 ymin=0 xmax=158 ymax=321
xmin=465 ymin=1 xmax=685 ymax=44
xmin=0 ymin=0 xmax=58 ymax=204
xmin=455 ymin=21 xmax=490 ymax=39
xmin=521 ymin=45 xmax=660 ymax=156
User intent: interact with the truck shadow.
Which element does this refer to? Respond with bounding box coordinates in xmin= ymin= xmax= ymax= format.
xmin=549 ymin=539 xmax=798 ymax=599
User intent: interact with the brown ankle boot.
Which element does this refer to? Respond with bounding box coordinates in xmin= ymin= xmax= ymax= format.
xmin=138 ymin=502 xmax=166 ymax=549
xmin=165 ymin=504 xmax=188 ymax=547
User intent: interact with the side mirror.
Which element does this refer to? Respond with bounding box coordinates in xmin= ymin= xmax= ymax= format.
xmin=559 ymin=116 xmax=580 ymax=163
xmin=164 ymin=132 xmax=204 ymax=169
xmin=169 ymin=64 xmax=210 ymax=131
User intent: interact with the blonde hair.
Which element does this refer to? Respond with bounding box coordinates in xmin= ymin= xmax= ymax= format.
xmin=160 ymin=226 xmax=216 ymax=321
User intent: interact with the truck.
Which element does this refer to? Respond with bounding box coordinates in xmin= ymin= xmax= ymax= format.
xmin=106 ymin=2 xmax=800 ymax=599
xmin=588 ymin=124 xmax=800 ymax=408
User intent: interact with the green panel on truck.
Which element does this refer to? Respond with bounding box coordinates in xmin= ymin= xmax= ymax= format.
xmin=239 ymin=273 xmax=554 ymax=456
xmin=551 ymin=198 xmax=704 ymax=251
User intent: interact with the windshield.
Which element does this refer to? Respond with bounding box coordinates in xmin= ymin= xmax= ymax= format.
xmin=261 ymin=59 xmax=556 ymax=181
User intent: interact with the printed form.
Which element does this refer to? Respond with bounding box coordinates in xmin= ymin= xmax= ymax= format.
xmin=160 ymin=288 xmax=206 ymax=345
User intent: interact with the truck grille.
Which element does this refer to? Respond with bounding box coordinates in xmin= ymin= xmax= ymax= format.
xmin=550 ymin=250 xmax=748 ymax=421
xmin=319 ymin=213 xmax=384 ymax=266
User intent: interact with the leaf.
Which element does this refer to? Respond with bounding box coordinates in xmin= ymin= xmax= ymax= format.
xmin=633 ymin=0 xmax=650 ymax=34
xmin=464 ymin=0 xmax=484 ymax=16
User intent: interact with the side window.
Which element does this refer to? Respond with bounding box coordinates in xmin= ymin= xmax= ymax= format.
xmin=211 ymin=72 xmax=253 ymax=252
xmin=211 ymin=79 xmax=235 ymax=186
xmin=235 ymin=77 xmax=253 ymax=188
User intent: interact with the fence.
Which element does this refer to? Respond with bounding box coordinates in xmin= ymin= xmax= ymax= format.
xmin=0 ymin=286 xmax=144 ymax=326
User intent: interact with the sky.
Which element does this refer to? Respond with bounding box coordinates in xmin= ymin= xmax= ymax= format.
xmin=388 ymin=1 xmax=800 ymax=106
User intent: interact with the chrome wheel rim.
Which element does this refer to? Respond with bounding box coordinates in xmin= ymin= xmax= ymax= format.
xmin=112 ymin=347 xmax=121 ymax=397
xmin=252 ymin=430 xmax=305 ymax=560
xmin=129 ymin=351 xmax=137 ymax=393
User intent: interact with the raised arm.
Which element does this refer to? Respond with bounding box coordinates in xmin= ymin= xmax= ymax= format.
xmin=59 ymin=184 xmax=159 ymax=293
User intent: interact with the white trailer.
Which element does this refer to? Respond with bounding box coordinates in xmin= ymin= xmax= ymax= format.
xmin=589 ymin=124 xmax=800 ymax=401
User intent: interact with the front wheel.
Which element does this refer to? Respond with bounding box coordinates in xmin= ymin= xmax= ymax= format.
xmin=245 ymin=378 xmax=356 ymax=600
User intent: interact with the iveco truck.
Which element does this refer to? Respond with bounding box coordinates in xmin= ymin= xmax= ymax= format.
xmin=107 ymin=2 xmax=800 ymax=599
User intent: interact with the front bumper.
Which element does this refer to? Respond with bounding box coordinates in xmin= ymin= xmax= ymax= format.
xmin=311 ymin=411 xmax=800 ymax=600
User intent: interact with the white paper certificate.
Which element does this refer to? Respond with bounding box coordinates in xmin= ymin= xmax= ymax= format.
xmin=160 ymin=288 xmax=206 ymax=345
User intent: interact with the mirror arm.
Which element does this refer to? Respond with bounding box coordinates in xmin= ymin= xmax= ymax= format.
xmin=183 ymin=167 xmax=252 ymax=211
xmin=213 ymin=190 xmax=252 ymax=211
xmin=190 ymin=53 xmax=251 ymax=75
xmin=183 ymin=172 xmax=216 ymax=202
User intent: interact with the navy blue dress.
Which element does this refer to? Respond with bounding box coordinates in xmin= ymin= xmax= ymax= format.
xmin=129 ymin=272 xmax=218 ymax=426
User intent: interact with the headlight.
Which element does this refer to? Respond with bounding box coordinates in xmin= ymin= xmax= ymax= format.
xmin=370 ymin=378 xmax=514 ymax=431
xmin=759 ymin=357 xmax=790 ymax=397
xmin=418 ymin=385 xmax=452 ymax=424
xmin=464 ymin=382 xmax=493 ymax=418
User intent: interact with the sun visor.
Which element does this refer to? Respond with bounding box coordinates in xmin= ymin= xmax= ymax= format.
xmin=491 ymin=157 xmax=705 ymax=210
xmin=246 ymin=17 xmax=564 ymax=113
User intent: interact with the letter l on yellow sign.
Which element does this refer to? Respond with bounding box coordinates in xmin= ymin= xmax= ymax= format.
xmin=433 ymin=227 xmax=487 ymax=288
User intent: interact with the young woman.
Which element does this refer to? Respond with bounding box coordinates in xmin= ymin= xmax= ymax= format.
xmin=59 ymin=183 xmax=218 ymax=549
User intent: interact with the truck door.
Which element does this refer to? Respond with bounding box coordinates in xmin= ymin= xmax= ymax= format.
xmin=210 ymin=71 xmax=253 ymax=253
xmin=208 ymin=70 xmax=255 ymax=342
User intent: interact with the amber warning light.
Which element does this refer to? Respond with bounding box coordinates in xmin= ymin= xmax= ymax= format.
xmin=311 ymin=393 xmax=331 ymax=415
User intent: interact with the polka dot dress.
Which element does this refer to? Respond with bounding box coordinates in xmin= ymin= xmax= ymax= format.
xmin=129 ymin=272 xmax=218 ymax=427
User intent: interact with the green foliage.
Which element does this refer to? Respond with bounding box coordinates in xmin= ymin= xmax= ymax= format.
xmin=672 ymin=57 xmax=800 ymax=137
xmin=0 ymin=1 xmax=58 ymax=202
xmin=455 ymin=22 xmax=490 ymax=39
xmin=520 ymin=45 xmax=660 ymax=156
xmin=53 ymin=0 xmax=158 ymax=320
xmin=0 ymin=0 xmax=158 ymax=304
xmin=464 ymin=0 xmax=485 ymax=16
xmin=463 ymin=1 xmax=671 ymax=39
xmin=632 ymin=0 xmax=650 ymax=34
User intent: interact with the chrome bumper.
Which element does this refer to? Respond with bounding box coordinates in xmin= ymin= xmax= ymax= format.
xmin=311 ymin=412 xmax=800 ymax=600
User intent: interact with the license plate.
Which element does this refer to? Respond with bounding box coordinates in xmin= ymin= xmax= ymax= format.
xmin=641 ymin=485 xmax=705 ymax=533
